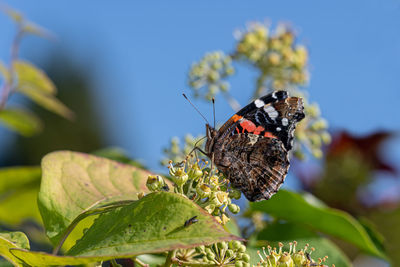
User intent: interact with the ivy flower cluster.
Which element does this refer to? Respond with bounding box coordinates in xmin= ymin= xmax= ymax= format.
xmin=188 ymin=51 xmax=235 ymax=101
xmin=294 ymin=98 xmax=331 ymax=159
xmin=149 ymin=156 xmax=241 ymax=225
xmin=147 ymin=156 xmax=249 ymax=265
xmin=256 ymin=242 xmax=331 ymax=267
xmin=233 ymin=23 xmax=308 ymax=95
xmin=161 ymin=134 xmax=205 ymax=166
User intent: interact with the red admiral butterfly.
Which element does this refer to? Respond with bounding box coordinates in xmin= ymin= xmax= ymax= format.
xmin=205 ymin=91 xmax=304 ymax=201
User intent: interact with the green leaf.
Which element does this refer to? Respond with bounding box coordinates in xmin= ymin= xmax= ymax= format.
xmin=0 ymin=231 xmax=30 ymax=267
xmin=0 ymin=108 xmax=42 ymax=137
xmin=250 ymin=190 xmax=386 ymax=259
xmin=255 ymin=222 xmax=351 ymax=267
xmin=10 ymin=249 xmax=109 ymax=267
xmin=91 ymin=147 xmax=146 ymax=169
xmin=38 ymin=151 xmax=152 ymax=245
xmin=16 ymin=86 xmax=74 ymax=120
xmin=0 ymin=167 xmax=42 ymax=225
xmin=14 ymin=60 xmax=56 ymax=95
xmin=67 ymin=192 xmax=240 ymax=256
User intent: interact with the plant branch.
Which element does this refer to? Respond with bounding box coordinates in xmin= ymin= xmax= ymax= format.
xmin=164 ymin=250 xmax=176 ymax=267
xmin=171 ymin=257 xmax=234 ymax=266
xmin=132 ymin=256 xmax=149 ymax=267
xmin=0 ymin=28 xmax=24 ymax=110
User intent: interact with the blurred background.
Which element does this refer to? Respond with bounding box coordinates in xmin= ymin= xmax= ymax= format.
xmin=0 ymin=1 xmax=399 ymax=266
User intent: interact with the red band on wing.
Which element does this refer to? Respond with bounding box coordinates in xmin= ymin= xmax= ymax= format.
xmin=264 ymin=132 xmax=278 ymax=139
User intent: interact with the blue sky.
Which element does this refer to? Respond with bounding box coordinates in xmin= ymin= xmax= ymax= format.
xmin=0 ymin=1 xmax=399 ymax=176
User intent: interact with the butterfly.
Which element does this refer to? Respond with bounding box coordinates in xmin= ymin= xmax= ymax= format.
xmin=204 ymin=91 xmax=305 ymax=201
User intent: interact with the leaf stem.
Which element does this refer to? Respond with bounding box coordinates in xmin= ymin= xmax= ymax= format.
xmin=0 ymin=28 xmax=24 ymax=110
xmin=171 ymin=257 xmax=234 ymax=266
xmin=132 ymin=256 xmax=149 ymax=267
xmin=164 ymin=250 xmax=176 ymax=267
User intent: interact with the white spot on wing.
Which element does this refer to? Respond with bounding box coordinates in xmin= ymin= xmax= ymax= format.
xmin=264 ymin=105 xmax=279 ymax=120
xmin=272 ymin=92 xmax=277 ymax=99
xmin=254 ymin=99 xmax=265 ymax=108
xmin=276 ymin=127 xmax=281 ymax=131
xmin=282 ymin=118 xmax=289 ymax=126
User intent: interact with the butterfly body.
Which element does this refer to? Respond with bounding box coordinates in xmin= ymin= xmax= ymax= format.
xmin=205 ymin=91 xmax=304 ymax=201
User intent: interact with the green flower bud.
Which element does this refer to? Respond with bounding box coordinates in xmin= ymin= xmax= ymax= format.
xmin=238 ymin=244 xmax=246 ymax=253
xmin=188 ymin=164 xmax=203 ymax=180
xmin=195 ymin=245 xmax=205 ymax=253
xmin=204 ymin=204 xmax=215 ymax=214
xmin=321 ymin=131 xmax=332 ymax=144
xmin=206 ymin=252 xmax=215 ymax=261
xmin=312 ymin=148 xmax=323 ymax=158
xmin=228 ymin=203 xmax=240 ymax=214
xmin=146 ymin=175 xmax=165 ymax=192
xmin=226 ymin=249 xmax=234 ymax=258
xmin=243 ymin=263 xmax=250 ymax=267
xmin=229 ymin=188 xmax=242 ymax=200
xmin=242 ymin=253 xmax=250 ymax=263
xmin=217 ymin=241 xmax=228 ymax=250
xmin=232 ymin=240 xmax=242 ymax=250
xmin=235 ymin=261 xmax=243 ymax=267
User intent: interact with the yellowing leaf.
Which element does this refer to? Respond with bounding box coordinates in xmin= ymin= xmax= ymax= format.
xmin=0 ymin=108 xmax=42 ymax=137
xmin=38 ymin=151 xmax=152 ymax=245
xmin=0 ymin=232 xmax=30 ymax=267
xmin=17 ymin=86 xmax=74 ymax=120
xmin=14 ymin=60 xmax=56 ymax=94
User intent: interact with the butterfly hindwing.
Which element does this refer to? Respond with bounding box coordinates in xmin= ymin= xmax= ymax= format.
xmin=212 ymin=133 xmax=289 ymax=201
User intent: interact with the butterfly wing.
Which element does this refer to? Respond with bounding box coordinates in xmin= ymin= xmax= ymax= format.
xmin=213 ymin=133 xmax=289 ymax=201
xmin=217 ymin=91 xmax=304 ymax=151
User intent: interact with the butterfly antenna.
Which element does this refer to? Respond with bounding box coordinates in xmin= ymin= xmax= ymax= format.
xmin=212 ymin=97 xmax=216 ymax=128
xmin=182 ymin=93 xmax=210 ymax=125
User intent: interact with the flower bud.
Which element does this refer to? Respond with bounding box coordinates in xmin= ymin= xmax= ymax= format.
xmin=235 ymin=261 xmax=243 ymax=267
xmin=217 ymin=242 xmax=228 ymax=250
xmin=228 ymin=203 xmax=240 ymax=214
xmin=188 ymin=164 xmax=203 ymax=181
xmin=146 ymin=175 xmax=165 ymax=192
xmin=242 ymin=253 xmax=250 ymax=263
xmin=229 ymin=189 xmax=242 ymax=200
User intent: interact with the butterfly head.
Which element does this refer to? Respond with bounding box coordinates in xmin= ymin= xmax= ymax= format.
xmin=205 ymin=124 xmax=217 ymax=155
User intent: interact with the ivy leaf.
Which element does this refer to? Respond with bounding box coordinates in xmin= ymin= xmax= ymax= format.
xmin=68 ymin=192 xmax=240 ymax=256
xmin=0 ymin=108 xmax=42 ymax=137
xmin=0 ymin=166 xmax=42 ymax=225
xmin=38 ymin=151 xmax=153 ymax=245
xmin=13 ymin=60 xmax=56 ymax=95
xmin=10 ymin=192 xmax=239 ymax=266
xmin=0 ymin=231 xmax=30 ymax=267
xmin=250 ymin=190 xmax=387 ymax=259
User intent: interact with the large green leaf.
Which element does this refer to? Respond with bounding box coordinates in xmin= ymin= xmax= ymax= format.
xmin=0 ymin=167 xmax=42 ymax=225
xmin=0 ymin=232 xmax=30 ymax=267
xmin=14 ymin=61 xmax=56 ymax=95
xmin=10 ymin=192 xmax=239 ymax=266
xmin=38 ymin=151 xmax=152 ymax=245
xmin=68 ymin=192 xmax=240 ymax=256
xmin=16 ymin=86 xmax=74 ymax=120
xmin=0 ymin=108 xmax=42 ymax=137
xmin=250 ymin=190 xmax=386 ymax=259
